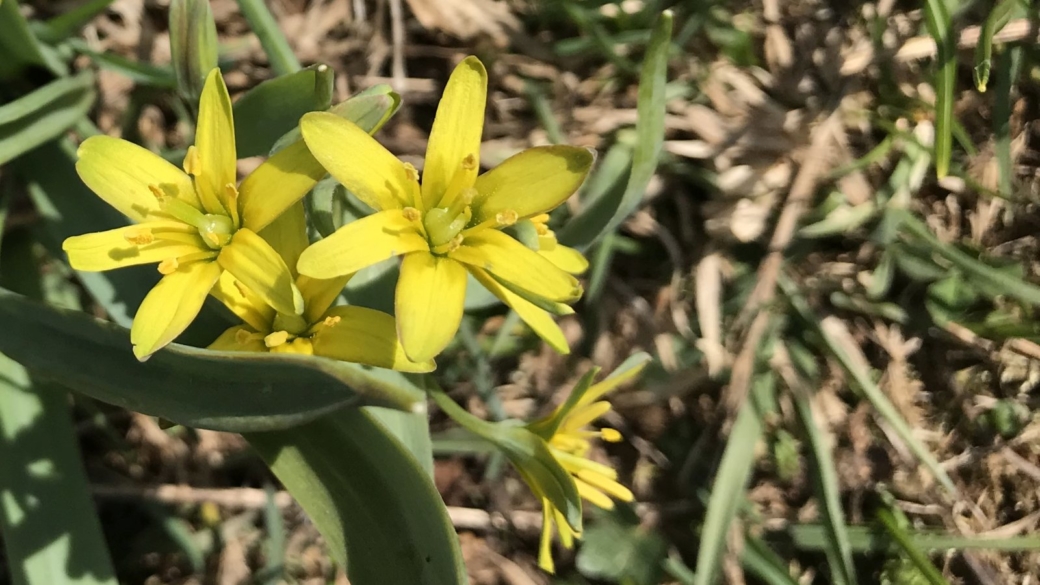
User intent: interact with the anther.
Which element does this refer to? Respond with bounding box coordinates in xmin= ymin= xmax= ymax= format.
xmin=235 ymin=329 xmax=253 ymax=344
xmin=403 ymin=162 xmax=420 ymax=183
xmin=461 ymin=153 xmax=477 ymax=171
xmin=264 ymin=330 xmax=290 ymax=348
xmin=233 ymin=281 xmax=250 ymax=298
xmin=322 ymin=315 xmax=342 ymax=328
xmin=445 ymin=234 xmax=464 ymax=253
xmin=157 ymin=257 xmax=180 ymax=275
xmin=600 ymin=428 xmax=622 ymax=442
xmin=183 ymin=146 xmax=201 ymax=176
xmin=148 ymin=184 xmax=166 ymax=202
xmin=402 ymin=207 xmax=421 ymax=222
xmin=495 ymin=210 xmax=518 ymax=227
xmin=124 ymin=229 xmax=154 ymax=245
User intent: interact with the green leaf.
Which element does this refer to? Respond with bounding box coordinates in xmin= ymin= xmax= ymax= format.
xmin=693 ymin=372 xmax=777 ymax=585
xmin=875 ymin=500 xmax=950 ymax=585
xmin=235 ymin=0 xmax=300 ymax=76
xmin=785 ymin=523 xmax=1040 ymax=552
xmin=923 ymin=0 xmax=954 ymax=178
xmin=0 ymin=355 xmax=119 ymax=585
xmin=0 ymin=73 xmax=95 ymax=166
xmin=789 ymin=360 xmax=857 ymax=585
xmin=0 ymin=0 xmax=64 ymax=79
xmin=0 ymin=289 xmax=424 ymax=432
xmin=245 ymin=407 xmax=467 ymax=585
xmin=575 ymin=507 xmax=667 ymax=585
xmin=270 ymin=85 xmax=400 ymax=155
xmin=972 ymin=0 xmax=1019 ymax=91
xmin=33 ymin=0 xmax=116 ymax=43
xmin=559 ymin=10 xmax=672 ymax=248
xmin=67 ymin=38 xmax=177 ymax=89
xmin=169 ymin=0 xmax=218 ymax=101
xmin=741 ymin=536 xmax=801 ymax=585
xmin=233 ymin=64 xmax=334 ymax=158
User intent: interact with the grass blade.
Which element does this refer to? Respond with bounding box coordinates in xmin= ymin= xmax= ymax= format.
xmin=741 ymin=535 xmax=801 ymax=585
xmin=0 ymin=0 xmax=64 ymax=78
xmin=992 ymin=46 xmax=1020 ymax=197
xmin=235 ymin=0 xmax=301 ymax=75
xmin=876 ymin=503 xmax=950 ymax=585
xmin=973 ymin=0 xmax=1019 ymax=91
xmin=923 ymin=0 xmax=954 ymax=178
xmin=785 ymin=523 xmax=1040 ymax=552
xmin=0 ymin=73 xmax=95 ymax=165
xmin=693 ymin=372 xmax=777 ymax=585
xmin=783 ymin=346 xmax=857 ymax=585
xmin=34 ymin=0 xmax=116 ymax=43
xmin=559 ymin=10 xmax=672 ymax=248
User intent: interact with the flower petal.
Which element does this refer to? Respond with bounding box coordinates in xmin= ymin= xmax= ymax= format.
xmin=451 ymin=229 xmax=582 ymax=303
xmin=218 ymin=228 xmax=304 ymax=316
xmin=468 ymin=266 xmax=569 ymax=354
xmin=539 ymin=239 xmax=589 ymax=275
xmin=296 ymin=209 xmax=428 ymax=279
xmin=538 ymin=501 xmax=556 ymax=574
xmin=130 ymin=259 xmax=223 ymax=359
xmin=62 ymin=222 xmax=206 ymax=271
xmin=300 ymin=112 xmax=413 ymax=212
xmin=209 ymin=270 xmax=275 ymax=332
xmin=208 ymin=325 xmax=267 ymax=352
xmin=310 ymin=305 xmax=435 ymax=373
xmin=576 ymin=470 xmax=634 ymax=504
xmin=238 ymin=141 xmax=327 ymax=232
xmin=395 ymin=252 xmax=466 ymax=362
xmin=472 ymin=145 xmax=593 ymax=222
xmin=574 ymin=477 xmax=617 ymax=510
xmin=297 ymin=274 xmax=351 ymax=324
xmin=422 ymin=56 xmax=487 ymax=209
xmin=256 ymin=200 xmax=309 ymax=276
xmin=193 ymin=68 xmax=237 ymax=216
xmin=76 ymin=135 xmax=197 ymax=222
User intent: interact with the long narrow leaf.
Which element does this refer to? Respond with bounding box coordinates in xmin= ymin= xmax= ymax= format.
xmin=233 ymin=64 xmax=334 ymax=158
xmin=973 ymin=0 xmax=1019 ymax=91
xmin=923 ymin=0 xmax=954 ymax=178
xmin=693 ymin=372 xmax=777 ymax=585
xmin=0 ymin=73 xmax=95 ymax=165
xmin=0 ymin=0 xmax=64 ymax=78
xmin=235 ymin=0 xmax=300 ymax=75
xmin=559 ymin=10 xmax=672 ymax=248
xmin=246 ymin=407 xmax=467 ymax=585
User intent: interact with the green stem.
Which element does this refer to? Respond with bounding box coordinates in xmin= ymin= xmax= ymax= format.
xmin=235 ymin=0 xmax=300 ymax=75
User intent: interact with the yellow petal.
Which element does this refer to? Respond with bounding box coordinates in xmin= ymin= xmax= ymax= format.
xmin=395 ymin=252 xmax=466 ymax=362
xmin=580 ymin=360 xmax=649 ymax=407
xmin=560 ymin=401 xmax=612 ymax=432
xmin=296 ymin=209 xmax=428 ymax=279
xmin=422 ymin=56 xmax=487 ymax=210
xmin=299 ymin=112 xmax=412 ymax=212
xmin=62 ymin=222 xmax=206 ymax=272
xmin=472 ymin=146 xmax=593 ymax=222
xmin=209 ymin=270 xmax=275 ymax=332
xmin=539 ymin=240 xmax=589 ymax=275
xmin=297 ymin=274 xmax=351 ymax=324
xmin=576 ymin=469 xmax=634 ymax=503
xmin=310 ymin=306 xmax=435 ymax=373
xmin=468 ymin=266 xmax=569 ymax=354
xmin=76 ymin=135 xmax=197 ymax=222
xmin=450 ymin=229 xmax=582 ymax=302
xmin=192 ymin=68 xmax=237 ymax=216
xmin=217 ymin=228 xmax=304 ymax=317
xmin=574 ymin=477 xmax=617 ymax=510
xmin=130 ymin=259 xmax=223 ymax=359
xmin=538 ymin=501 xmax=556 ymax=574
xmin=238 ymin=141 xmax=327 ymax=232
xmin=257 ymin=200 xmax=309 ymax=276
xmin=208 ymin=325 xmax=268 ymax=352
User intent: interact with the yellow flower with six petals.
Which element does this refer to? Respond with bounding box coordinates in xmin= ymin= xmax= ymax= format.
xmin=206 ymin=203 xmax=433 ymax=373
xmin=296 ymin=56 xmax=594 ymax=363
xmin=526 ymin=354 xmax=648 ymax=572
xmin=63 ymin=69 xmax=324 ymax=360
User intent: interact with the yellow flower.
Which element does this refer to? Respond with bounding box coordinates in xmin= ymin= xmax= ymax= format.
xmin=296 ymin=56 xmax=594 ymax=363
xmin=527 ymin=354 xmax=649 ymax=573
xmin=206 ymin=203 xmax=433 ymax=373
xmin=63 ymin=69 xmax=324 ymax=360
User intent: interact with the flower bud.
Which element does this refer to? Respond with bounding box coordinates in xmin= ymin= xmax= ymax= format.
xmin=169 ymin=0 xmax=218 ymax=101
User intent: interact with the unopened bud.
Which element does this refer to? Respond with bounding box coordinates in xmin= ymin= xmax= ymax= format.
xmin=169 ymin=0 xmax=218 ymax=102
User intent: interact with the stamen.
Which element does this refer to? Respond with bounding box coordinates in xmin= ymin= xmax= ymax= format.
xmin=402 ymin=163 xmax=424 ymax=211
xmin=323 ymin=315 xmax=342 ymax=328
xmin=437 ymin=155 xmax=478 ymax=209
xmin=235 ymin=329 xmax=255 ymax=344
xmin=403 ymin=162 xmax=420 ymax=183
xmin=600 ymin=428 xmax=622 ymax=442
xmin=402 ymin=207 xmax=421 ymax=222
xmin=461 ymin=209 xmax=517 ymax=238
xmin=461 ymin=153 xmax=477 ymax=171
xmin=157 ymin=257 xmax=180 ymax=275
xmin=124 ymin=228 xmax=154 ymax=246
xmin=445 ymin=187 xmax=476 ymax=219
xmin=223 ymin=183 xmax=240 ymax=227
xmin=148 ymin=184 xmax=166 ymax=202
xmin=495 ymin=210 xmax=518 ymax=226
xmin=264 ymin=330 xmax=290 ymax=348
xmin=233 ymin=280 xmax=250 ymax=298
xmin=183 ymin=146 xmax=201 ymax=176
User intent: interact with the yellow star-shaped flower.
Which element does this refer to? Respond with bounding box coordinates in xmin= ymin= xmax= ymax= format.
xmin=63 ymin=69 xmax=324 ymax=360
xmin=296 ymin=56 xmax=594 ymax=363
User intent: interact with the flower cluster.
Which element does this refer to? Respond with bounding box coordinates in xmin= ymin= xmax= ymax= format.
xmin=63 ymin=56 xmax=639 ymax=572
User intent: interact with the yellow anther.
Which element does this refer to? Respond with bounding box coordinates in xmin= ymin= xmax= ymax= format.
xmin=124 ymin=228 xmax=154 ymax=245
xmin=403 ymin=162 xmax=420 ymax=183
xmin=402 ymin=207 xmax=421 ymax=222
xmin=148 ymin=184 xmax=166 ymax=202
xmin=495 ymin=210 xmax=518 ymax=227
xmin=204 ymin=232 xmax=222 ymax=247
xmin=233 ymin=280 xmax=250 ymax=298
xmin=323 ymin=315 xmax=342 ymax=328
xmin=264 ymin=330 xmax=290 ymax=348
xmin=157 ymin=257 xmax=180 ymax=275
xmin=600 ymin=428 xmax=623 ymax=442
xmin=234 ymin=329 xmax=254 ymax=344
xmin=183 ymin=145 xmax=201 ymax=176
xmin=461 ymin=153 xmax=477 ymax=171
xmin=446 ymin=234 xmax=464 ymax=253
